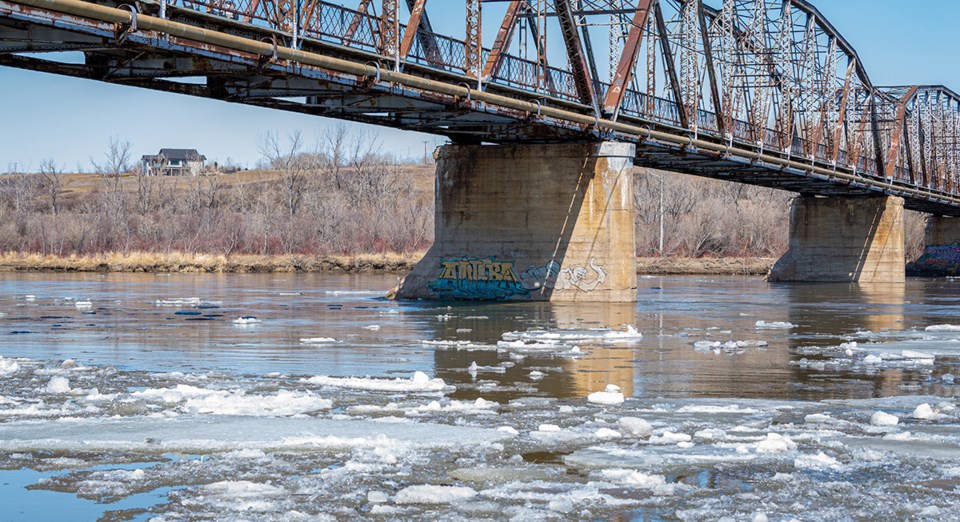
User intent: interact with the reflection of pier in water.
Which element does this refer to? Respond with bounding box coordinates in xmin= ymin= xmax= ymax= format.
xmin=426 ymin=303 xmax=639 ymax=402
xmin=784 ymin=282 xmax=918 ymax=398
xmin=421 ymin=277 xmax=949 ymax=403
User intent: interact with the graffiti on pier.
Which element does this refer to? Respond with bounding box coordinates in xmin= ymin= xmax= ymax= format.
xmin=519 ymin=258 xmax=608 ymax=292
xmin=911 ymin=244 xmax=960 ymax=276
xmin=430 ymin=256 xmax=609 ymax=299
xmin=428 ymin=258 xmax=528 ymax=300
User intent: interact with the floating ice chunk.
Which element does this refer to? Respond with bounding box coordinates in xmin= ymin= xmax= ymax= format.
xmin=300 ymin=337 xmax=338 ymax=344
xmin=694 ymin=428 xmax=727 ymax=440
xmin=548 ymin=498 xmax=575 ymax=513
xmin=943 ymin=374 xmax=956 ymax=385
xmin=587 ymin=385 xmax=624 ymax=405
xmin=183 ymin=389 xmax=332 ymax=416
xmin=694 ymin=341 xmax=721 ymax=351
xmin=755 ymin=320 xmax=795 ymax=330
xmin=363 ymin=325 xmax=381 ymax=331
xmin=303 ymin=371 xmax=449 ymax=393
xmin=45 ymin=376 xmax=71 ymax=394
xmin=804 ymin=413 xmax=833 ymax=424
xmin=863 ymin=354 xmax=883 ymax=364
xmin=602 ymin=325 xmax=643 ymax=342
xmin=394 ymin=485 xmax=477 ymax=504
xmin=925 ymin=324 xmax=960 ymax=332
xmin=870 ymin=411 xmax=899 ymax=426
xmin=595 ymin=428 xmax=621 ymax=439
xmin=324 ymin=290 xmax=386 ymax=296
xmin=528 ymin=370 xmax=545 ymax=380
xmin=538 ymin=424 xmax=562 ymax=432
xmin=467 ymin=362 xmax=506 ymax=374
xmin=132 ymin=384 xmax=218 ymax=403
xmin=367 ymin=491 xmax=389 ymax=504
xmin=600 ymin=469 xmax=675 ymax=495
xmin=233 ymin=316 xmax=262 ymax=325
xmin=74 ymin=300 xmax=93 ymax=309
xmin=197 ymin=481 xmax=286 ymax=513
xmin=155 ymin=297 xmax=202 ymax=307
xmin=558 ymin=405 xmax=574 ymax=414
xmin=756 ymin=433 xmax=797 ymax=454
xmin=753 ymin=513 xmax=769 ymax=522
xmin=24 ymin=295 xmax=36 ymax=301
xmin=883 ymin=431 xmax=912 ymax=441
xmin=410 ymin=398 xmax=497 ymax=415
xmin=913 ymin=403 xmax=939 ymax=420
xmin=497 ymin=426 xmax=519 ymax=436
xmin=902 ymin=350 xmax=935 ymax=364
xmin=502 ymin=325 xmax=641 ymax=344
xmin=795 ymin=452 xmax=840 ymax=470
xmin=0 ymin=358 xmax=20 ymax=378
xmin=676 ymin=404 xmax=758 ymax=414
xmin=649 ymin=431 xmax=692 ymax=445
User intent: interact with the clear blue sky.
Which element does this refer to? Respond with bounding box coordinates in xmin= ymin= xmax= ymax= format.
xmin=1 ymin=0 xmax=957 ymax=172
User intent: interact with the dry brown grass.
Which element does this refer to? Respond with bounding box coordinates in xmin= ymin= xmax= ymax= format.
xmin=636 ymin=257 xmax=776 ymax=276
xmin=0 ymin=251 xmax=425 ymax=273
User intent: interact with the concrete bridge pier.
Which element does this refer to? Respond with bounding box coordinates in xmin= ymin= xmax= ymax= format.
xmin=909 ymin=216 xmax=960 ymax=276
xmin=768 ymin=195 xmax=906 ymax=283
xmin=393 ymin=142 xmax=637 ymax=302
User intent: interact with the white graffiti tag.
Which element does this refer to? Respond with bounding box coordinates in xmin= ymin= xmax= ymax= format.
xmin=520 ymin=258 xmax=607 ymax=292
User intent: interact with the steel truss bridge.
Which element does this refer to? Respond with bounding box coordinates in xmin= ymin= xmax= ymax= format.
xmin=2 ymin=0 xmax=960 ymax=215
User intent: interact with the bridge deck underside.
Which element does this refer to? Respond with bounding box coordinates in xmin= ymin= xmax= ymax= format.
xmin=2 ymin=1 xmax=959 ymax=217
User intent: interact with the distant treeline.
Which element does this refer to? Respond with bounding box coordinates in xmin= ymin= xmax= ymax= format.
xmin=0 ymin=130 xmax=927 ymax=261
xmin=0 ymin=128 xmax=433 ymax=257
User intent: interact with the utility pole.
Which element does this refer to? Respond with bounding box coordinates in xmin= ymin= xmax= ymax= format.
xmin=658 ymin=171 xmax=665 ymax=256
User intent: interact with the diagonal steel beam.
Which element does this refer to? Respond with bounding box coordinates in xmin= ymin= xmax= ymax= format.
xmin=403 ymin=0 xmax=441 ymax=65
xmin=554 ymin=0 xmax=596 ymax=107
xmin=832 ymin=58 xmax=856 ymax=163
xmin=697 ymin=0 xmax=723 ymax=135
xmin=654 ymin=1 xmax=688 ymax=129
xmin=343 ymin=0 xmax=372 ymax=45
xmin=602 ymin=0 xmax=652 ymax=118
xmin=398 ymin=0 xmax=425 ymax=61
xmin=482 ymin=0 xmax=522 ymax=81
xmin=885 ymin=86 xmax=918 ymax=179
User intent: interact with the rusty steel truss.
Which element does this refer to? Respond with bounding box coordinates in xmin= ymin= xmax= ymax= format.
xmin=2 ymin=0 xmax=960 ymax=215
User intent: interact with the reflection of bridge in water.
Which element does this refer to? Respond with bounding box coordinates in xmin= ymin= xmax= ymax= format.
xmin=4 ymin=0 xmax=960 ymax=300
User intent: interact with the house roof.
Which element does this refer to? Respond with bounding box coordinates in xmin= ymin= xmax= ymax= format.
xmin=157 ymin=149 xmax=206 ymax=161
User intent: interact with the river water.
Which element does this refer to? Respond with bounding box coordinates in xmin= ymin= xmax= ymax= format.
xmin=0 ymin=272 xmax=958 ymax=520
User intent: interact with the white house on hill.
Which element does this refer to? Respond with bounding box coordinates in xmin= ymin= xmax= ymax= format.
xmin=140 ymin=149 xmax=207 ymax=176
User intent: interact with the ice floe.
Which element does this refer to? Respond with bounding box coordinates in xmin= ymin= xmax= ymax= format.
xmin=302 ymin=371 xmax=450 ymax=393
xmin=587 ymin=385 xmax=625 ymax=405
xmin=754 ymin=320 xmax=795 ymax=330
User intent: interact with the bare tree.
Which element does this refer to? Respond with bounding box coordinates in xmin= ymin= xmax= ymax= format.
xmin=38 ymin=158 xmax=63 ymax=215
xmin=259 ymin=131 xmax=312 ymax=217
xmin=91 ymin=137 xmax=133 ymax=179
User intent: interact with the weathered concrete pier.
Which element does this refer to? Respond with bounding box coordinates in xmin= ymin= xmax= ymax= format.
xmin=769 ymin=196 xmax=906 ymax=284
xmin=394 ymin=142 xmax=636 ymax=302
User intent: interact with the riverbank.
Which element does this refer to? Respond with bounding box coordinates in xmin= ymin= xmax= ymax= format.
xmin=636 ymin=256 xmax=776 ymax=276
xmin=0 ymin=252 xmax=420 ymax=274
xmin=0 ymin=252 xmax=776 ymax=276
